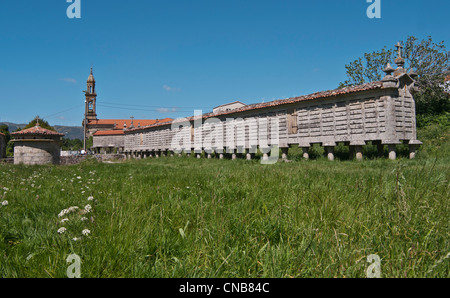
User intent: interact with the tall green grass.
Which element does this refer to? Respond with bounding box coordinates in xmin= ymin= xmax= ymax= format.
xmin=0 ymin=126 xmax=449 ymax=278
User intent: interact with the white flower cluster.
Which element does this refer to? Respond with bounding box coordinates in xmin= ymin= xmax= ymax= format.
xmin=58 ymin=206 xmax=79 ymax=218
xmin=56 ymin=196 xmax=95 ymax=239
xmin=1 ymin=200 xmax=8 ymax=206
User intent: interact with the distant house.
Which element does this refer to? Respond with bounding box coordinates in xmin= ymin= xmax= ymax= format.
xmin=213 ymin=101 xmax=247 ymax=114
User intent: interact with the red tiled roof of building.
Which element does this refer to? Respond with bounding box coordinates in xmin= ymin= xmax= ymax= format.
xmin=88 ymin=118 xmax=173 ymax=128
xmin=93 ymin=129 xmax=125 ymax=136
xmin=445 ymin=74 xmax=450 ymax=82
xmin=126 ymin=81 xmax=383 ymax=133
xmin=11 ymin=125 xmax=64 ymax=137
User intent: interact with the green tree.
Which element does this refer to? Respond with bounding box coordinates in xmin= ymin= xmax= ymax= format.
xmin=21 ymin=116 xmax=56 ymax=131
xmin=339 ymin=36 xmax=449 ymax=125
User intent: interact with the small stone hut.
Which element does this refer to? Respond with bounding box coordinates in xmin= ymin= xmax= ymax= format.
xmin=11 ymin=124 xmax=64 ymax=165
xmin=0 ymin=132 xmax=6 ymax=158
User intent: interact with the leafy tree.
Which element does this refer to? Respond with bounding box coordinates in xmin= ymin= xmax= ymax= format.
xmin=61 ymin=138 xmax=83 ymax=151
xmin=339 ymin=36 xmax=449 ymax=126
xmin=0 ymin=124 xmax=10 ymax=142
xmin=20 ymin=116 xmax=56 ymax=131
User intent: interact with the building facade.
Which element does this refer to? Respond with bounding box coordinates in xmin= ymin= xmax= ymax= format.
xmin=82 ymin=68 xmax=172 ymax=152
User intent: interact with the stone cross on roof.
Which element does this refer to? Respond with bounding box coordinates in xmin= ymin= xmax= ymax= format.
xmin=35 ymin=116 xmax=40 ymax=126
xmin=395 ymin=42 xmax=403 ymax=59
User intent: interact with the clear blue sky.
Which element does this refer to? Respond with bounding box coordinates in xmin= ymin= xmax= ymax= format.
xmin=0 ymin=0 xmax=448 ymax=126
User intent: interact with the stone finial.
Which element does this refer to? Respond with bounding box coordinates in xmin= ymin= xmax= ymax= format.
xmin=383 ymin=63 xmax=395 ymax=76
xmin=35 ymin=116 xmax=41 ymax=127
xmin=382 ymin=62 xmax=398 ymax=88
xmin=394 ymin=42 xmax=406 ymax=75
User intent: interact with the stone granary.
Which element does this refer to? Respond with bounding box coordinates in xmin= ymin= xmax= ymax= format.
xmin=123 ymin=43 xmax=422 ymax=161
xmin=0 ymin=132 xmax=5 ymax=158
xmin=11 ymin=123 xmax=65 ymax=165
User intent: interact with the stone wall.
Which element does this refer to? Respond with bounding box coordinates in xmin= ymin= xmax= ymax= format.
xmin=14 ymin=141 xmax=61 ymax=165
xmin=93 ymin=134 xmax=124 ymax=152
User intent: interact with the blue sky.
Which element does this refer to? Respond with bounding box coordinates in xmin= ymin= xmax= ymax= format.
xmin=0 ymin=0 xmax=448 ymax=126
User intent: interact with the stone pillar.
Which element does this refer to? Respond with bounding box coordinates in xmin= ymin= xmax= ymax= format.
xmin=246 ymin=153 xmax=252 ymax=160
xmin=207 ymin=153 xmax=212 ymax=159
xmin=388 ymin=144 xmax=397 ymax=160
xmin=219 ymin=153 xmax=224 ymax=160
xmin=196 ymin=153 xmax=201 ymax=159
xmin=408 ymin=140 xmax=422 ymax=160
xmin=355 ymin=145 xmax=363 ymax=161
xmin=155 ymin=151 xmax=160 ymax=158
xmin=281 ymin=147 xmax=289 ymax=161
xmin=324 ymin=145 xmax=335 ymax=161
xmin=262 ymin=153 xmax=269 ymax=161
xmin=409 ymin=145 xmax=417 ymax=159
xmin=231 ymin=152 xmax=237 ymax=160
xmin=301 ymin=147 xmax=310 ymax=160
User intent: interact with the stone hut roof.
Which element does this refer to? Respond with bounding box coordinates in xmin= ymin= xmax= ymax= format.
xmin=11 ymin=125 xmax=65 ymax=137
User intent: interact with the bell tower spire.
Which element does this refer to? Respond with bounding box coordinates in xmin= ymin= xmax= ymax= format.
xmin=85 ymin=67 xmax=97 ymax=121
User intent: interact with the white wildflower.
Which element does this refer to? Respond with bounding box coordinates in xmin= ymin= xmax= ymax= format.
xmin=80 ymin=217 xmax=88 ymax=221
xmin=57 ymin=227 xmax=67 ymax=234
xmin=72 ymin=237 xmax=81 ymax=241
xmin=82 ymin=229 xmax=91 ymax=236
xmin=67 ymin=206 xmax=79 ymax=212
xmin=84 ymin=204 xmax=92 ymax=213
xmin=60 ymin=218 xmax=69 ymax=223
xmin=87 ymin=196 xmax=94 ymax=201
xmin=77 ymin=176 xmax=81 ymax=179
xmin=1 ymin=200 xmax=8 ymax=206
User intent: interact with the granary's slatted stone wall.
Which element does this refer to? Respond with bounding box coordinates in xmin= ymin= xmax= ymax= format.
xmin=123 ymin=54 xmax=422 ymax=161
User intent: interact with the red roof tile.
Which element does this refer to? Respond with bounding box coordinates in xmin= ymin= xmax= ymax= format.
xmin=126 ymin=81 xmax=383 ymax=133
xmin=11 ymin=125 xmax=64 ymax=137
xmin=88 ymin=118 xmax=173 ymax=128
xmin=93 ymin=130 xmax=125 ymax=136
xmin=0 ymin=132 xmax=5 ymax=137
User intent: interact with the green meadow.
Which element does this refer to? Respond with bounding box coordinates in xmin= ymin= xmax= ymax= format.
xmin=0 ymin=125 xmax=448 ymax=278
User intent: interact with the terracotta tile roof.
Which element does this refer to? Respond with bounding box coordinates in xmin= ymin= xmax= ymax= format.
xmin=93 ymin=129 xmax=125 ymax=136
xmin=0 ymin=132 xmax=5 ymax=136
xmin=126 ymin=81 xmax=383 ymax=133
xmin=11 ymin=125 xmax=65 ymax=137
xmin=88 ymin=118 xmax=173 ymax=128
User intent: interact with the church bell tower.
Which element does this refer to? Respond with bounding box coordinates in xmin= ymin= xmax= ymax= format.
xmin=84 ymin=67 xmax=98 ymax=121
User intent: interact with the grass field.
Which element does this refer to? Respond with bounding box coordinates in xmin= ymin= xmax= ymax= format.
xmin=0 ymin=127 xmax=449 ymax=278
